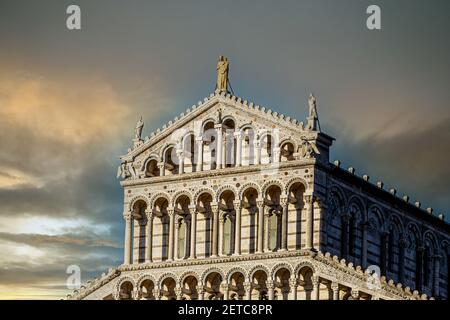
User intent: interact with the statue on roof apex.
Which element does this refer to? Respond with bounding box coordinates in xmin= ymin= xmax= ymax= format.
xmin=134 ymin=116 xmax=144 ymax=140
xmin=306 ymin=93 xmax=320 ymax=131
xmin=216 ymin=56 xmax=229 ymax=92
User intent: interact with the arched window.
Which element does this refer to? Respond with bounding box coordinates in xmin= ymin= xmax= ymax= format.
xmin=145 ymin=159 xmax=160 ymax=177
xmin=280 ymin=142 xmax=295 ymax=161
xmin=260 ymin=134 xmax=273 ymax=164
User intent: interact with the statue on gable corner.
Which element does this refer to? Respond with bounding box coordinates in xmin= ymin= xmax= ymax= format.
xmin=117 ymin=161 xmax=137 ymax=180
xmin=299 ymin=138 xmax=320 ymax=159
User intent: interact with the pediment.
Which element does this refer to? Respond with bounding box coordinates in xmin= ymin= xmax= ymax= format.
xmin=117 ymin=90 xmax=333 ymax=180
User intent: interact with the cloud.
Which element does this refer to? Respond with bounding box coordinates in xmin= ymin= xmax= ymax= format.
xmin=333 ymin=117 xmax=450 ymax=213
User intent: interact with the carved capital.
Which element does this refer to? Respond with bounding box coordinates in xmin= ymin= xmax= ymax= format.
xmin=196 ymin=284 xmax=205 ymax=294
xmin=233 ymin=200 xmax=242 ymax=210
xmin=145 ymin=210 xmax=153 ymax=220
xmin=331 ymin=282 xmax=339 ymax=291
xmin=123 ymin=212 xmax=133 ymax=222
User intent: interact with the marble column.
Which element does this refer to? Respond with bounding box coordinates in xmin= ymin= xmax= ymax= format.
xmin=189 ymin=205 xmax=197 ymax=259
xmin=176 ymin=149 xmax=184 ymax=174
xmin=152 ymin=289 xmax=161 ymax=300
xmin=218 ymin=215 xmax=225 ymax=256
xmin=196 ymin=137 xmax=203 ymax=171
xmin=380 ymin=232 xmax=388 ymax=275
xmin=256 ymin=199 xmax=264 ymax=254
xmin=215 ymin=124 xmax=223 ymax=169
xmin=340 ymin=213 xmax=350 ymax=260
xmin=221 ymin=283 xmax=229 ymax=300
xmin=234 ymin=132 xmax=242 ymax=167
xmin=331 ymin=282 xmax=339 ymax=300
xmin=174 ymin=218 xmax=179 ymax=260
xmin=267 ymin=280 xmax=274 ymax=300
xmin=280 ymin=196 xmax=288 ymax=251
xmin=416 ymin=246 xmax=425 ymax=291
xmin=432 ymin=255 xmax=441 ymax=298
xmin=123 ymin=212 xmax=133 ymax=265
xmin=273 ymin=147 xmax=280 ymax=163
xmin=244 ymin=282 xmax=252 ymax=300
xmin=289 ymin=278 xmax=297 ymax=300
xmin=196 ymin=284 xmax=205 ymax=300
xmin=398 ymin=238 xmax=406 ymax=284
xmin=254 ymin=139 xmax=260 ymax=165
xmin=233 ymin=200 xmax=242 ymax=255
xmin=167 ymin=208 xmax=175 ymax=261
xmin=305 ymin=195 xmax=315 ymax=250
xmin=264 ymin=208 xmax=270 ymax=252
xmin=145 ymin=210 xmax=153 ymax=263
xmin=211 ymin=203 xmax=219 ymax=257
xmin=157 ymin=162 xmax=165 ymax=176
xmin=361 ymin=221 xmax=368 ymax=268
xmin=312 ymin=276 xmax=320 ymax=300
xmin=175 ymin=287 xmax=182 ymax=300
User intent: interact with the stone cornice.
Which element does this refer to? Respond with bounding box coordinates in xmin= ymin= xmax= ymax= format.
xmin=121 ymin=159 xmax=317 ymax=188
xmin=67 ymin=249 xmax=431 ymax=301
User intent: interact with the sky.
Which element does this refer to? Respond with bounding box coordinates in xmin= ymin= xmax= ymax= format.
xmin=0 ymin=0 xmax=449 ymax=299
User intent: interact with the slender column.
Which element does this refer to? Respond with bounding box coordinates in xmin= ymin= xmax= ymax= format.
xmin=256 ymin=199 xmax=264 ymax=253
xmin=167 ymin=208 xmax=175 ymax=261
xmin=331 ymin=282 xmax=339 ymax=300
xmin=157 ymin=162 xmax=165 ymax=176
xmin=264 ymin=207 xmax=270 ymax=252
xmin=254 ymin=139 xmax=260 ymax=165
xmin=380 ymin=232 xmax=388 ymax=275
xmin=189 ymin=205 xmax=197 ymax=259
xmin=175 ymin=287 xmax=182 ymax=300
xmin=196 ymin=284 xmax=205 ymax=300
xmin=123 ymin=212 xmax=133 ymax=265
xmin=145 ymin=211 xmax=153 ymax=263
xmin=176 ymin=149 xmax=184 ymax=174
xmin=340 ymin=213 xmax=350 ymax=260
xmin=244 ymin=282 xmax=252 ymax=300
xmin=218 ymin=215 xmax=225 ymax=256
xmin=221 ymin=138 xmax=226 ymax=167
xmin=215 ymin=124 xmax=223 ymax=169
xmin=196 ymin=137 xmax=203 ymax=171
xmin=312 ymin=275 xmax=320 ymax=300
xmin=221 ymin=283 xmax=229 ymax=300
xmin=416 ymin=246 xmax=425 ymax=292
xmin=361 ymin=221 xmax=368 ymax=268
xmin=233 ymin=200 xmax=242 ymax=255
xmin=152 ymin=288 xmax=161 ymax=300
xmin=234 ymin=132 xmax=242 ymax=167
xmin=289 ymin=278 xmax=298 ymax=300
xmin=398 ymin=238 xmax=406 ymax=284
xmin=432 ymin=255 xmax=441 ymax=298
xmin=174 ymin=218 xmax=179 ymax=260
xmin=280 ymin=196 xmax=288 ymax=251
xmin=273 ymin=147 xmax=280 ymax=163
xmin=305 ymin=195 xmax=315 ymax=250
xmin=267 ymin=280 xmax=274 ymax=300
xmin=211 ymin=203 xmax=219 ymax=257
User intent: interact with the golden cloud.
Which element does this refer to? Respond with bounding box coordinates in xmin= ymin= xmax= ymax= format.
xmin=0 ymin=73 xmax=130 ymax=144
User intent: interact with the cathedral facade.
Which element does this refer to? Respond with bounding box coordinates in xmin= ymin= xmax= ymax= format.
xmin=69 ymin=58 xmax=449 ymax=301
